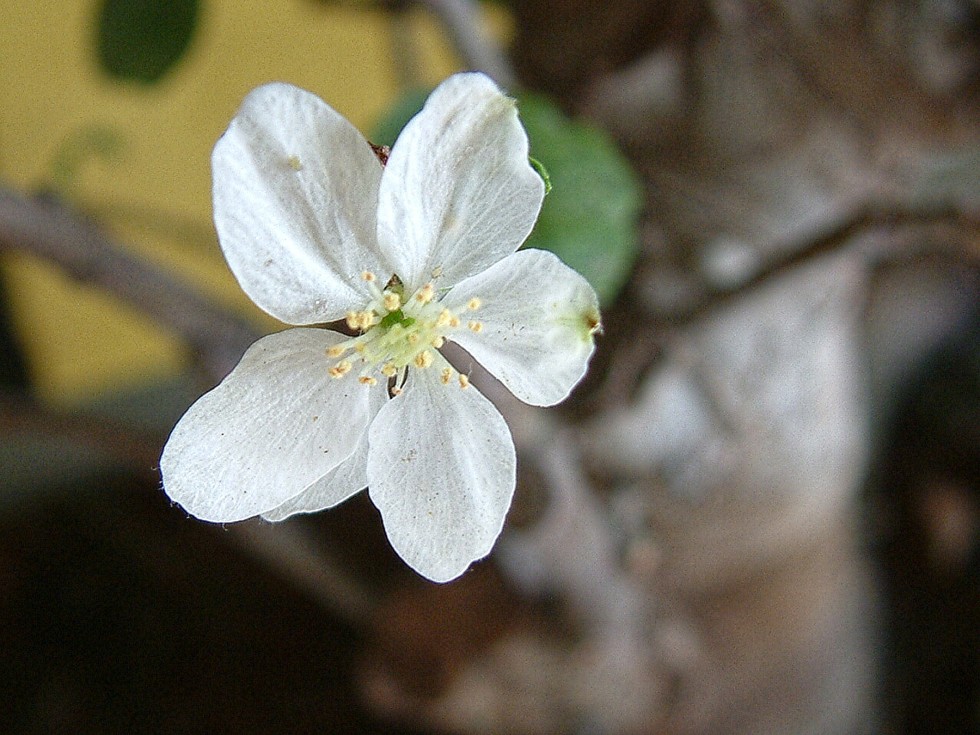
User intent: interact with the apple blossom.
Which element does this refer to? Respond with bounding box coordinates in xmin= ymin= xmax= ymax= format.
xmin=160 ymin=73 xmax=600 ymax=582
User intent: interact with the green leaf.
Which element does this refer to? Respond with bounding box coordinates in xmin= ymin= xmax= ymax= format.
xmin=518 ymin=94 xmax=641 ymax=305
xmin=371 ymin=87 xmax=431 ymax=147
xmin=49 ymin=124 xmax=126 ymax=197
xmin=96 ymin=0 xmax=199 ymax=84
xmin=372 ymin=87 xmax=642 ymax=304
xmin=528 ymin=156 xmax=552 ymax=194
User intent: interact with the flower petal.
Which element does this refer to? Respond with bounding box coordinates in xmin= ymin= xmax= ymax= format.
xmin=261 ymin=382 xmax=386 ymax=521
xmin=160 ymin=328 xmax=378 ymax=522
xmin=377 ymin=72 xmax=545 ymax=291
xmin=213 ymin=82 xmax=386 ymax=324
xmin=367 ymin=367 xmax=516 ymax=583
xmin=445 ymin=249 xmax=600 ymax=406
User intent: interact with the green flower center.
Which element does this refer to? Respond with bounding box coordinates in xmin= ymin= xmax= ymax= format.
xmin=325 ymin=271 xmax=482 ymax=392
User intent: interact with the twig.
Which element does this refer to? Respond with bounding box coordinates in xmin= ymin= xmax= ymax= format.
xmin=0 ymin=184 xmax=381 ymax=626
xmin=228 ymin=521 xmax=380 ymax=624
xmin=0 ymin=185 xmax=260 ymax=381
xmin=0 ymin=389 xmax=162 ymax=480
xmin=415 ymin=0 xmax=515 ymax=88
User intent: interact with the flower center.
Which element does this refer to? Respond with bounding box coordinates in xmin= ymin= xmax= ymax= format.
xmin=325 ymin=271 xmax=482 ymax=392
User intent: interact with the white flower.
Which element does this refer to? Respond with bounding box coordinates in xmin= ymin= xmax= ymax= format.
xmin=160 ymin=73 xmax=600 ymax=582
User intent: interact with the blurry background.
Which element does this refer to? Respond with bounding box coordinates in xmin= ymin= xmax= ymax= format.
xmin=1 ymin=1 xmax=977 ymax=733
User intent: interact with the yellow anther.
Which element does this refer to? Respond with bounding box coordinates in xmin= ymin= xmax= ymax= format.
xmin=383 ymin=291 xmax=401 ymax=311
xmin=354 ymin=343 xmax=366 ymax=353
xmin=346 ymin=310 xmax=375 ymax=330
xmin=449 ymin=315 xmax=461 ymax=328
xmin=359 ymin=375 xmax=378 ymax=386
xmin=458 ymin=374 xmax=470 ymax=389
xmin=407 ymin=333 xmax=419 ymax=345
xmin=381 ymin=363 xmax=398 ymax=377
xmin=440 ymin=367 xmax=452 ymax=385
xmin=326 ymin=344 xmax=346 ymax=358
xmin=287 ymin=155 xmax=303 ymax=171
xmin=436 ymin=309 xmax=453 ymax=328
xmin=431 ymin=336 xmax=445 ymax=348
xmin=362 ymin=271 xmax=376 ymax=282
xmin=329 ymin=360 xmax=352 ymax=379
xmin=415 ymin=283 xmax=435 ymax=304
xmin=467 ymin=321 xmax=483 ymax=333
xmin=467 ymin=297 xmax=481 ymax=311
xmin=431 ymin=265 xmax=443 ymax=278
xmin=414 ymin=350 xmax=434 ymax=369
xmin=391 ymin=387 xmax=403 ymax=396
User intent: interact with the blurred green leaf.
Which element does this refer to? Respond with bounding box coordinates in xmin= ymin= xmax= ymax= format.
xmin=373 ymin=87 xmax=641 ymax=304
xmin=519 ymin=93 xmax=641 ymax=304
xmin=96 ymin=0 xmax=199 ymax=84
xmin=49 ymin=124 xmax=125 ymax=196
xmin=371 ymin=87 xmax=431 ymax=147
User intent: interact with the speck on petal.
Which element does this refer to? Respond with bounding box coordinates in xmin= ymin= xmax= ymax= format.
xmin=366 ymin=367 xmax=516 ymax=583
xmin=161 ymin=328 xmax=376 ymax=523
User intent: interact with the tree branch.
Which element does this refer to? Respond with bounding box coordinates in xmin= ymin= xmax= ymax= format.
xmin=0 ymin=185 xmax=260 ymax=381
xmin=416 ymin=0 xmax=515 ymax=88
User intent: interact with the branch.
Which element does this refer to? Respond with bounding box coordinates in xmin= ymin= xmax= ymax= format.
xmin=416 ymin=0 xmax=515 ymax=88
xmin=0 ymin=185 xmax=261 ymax=381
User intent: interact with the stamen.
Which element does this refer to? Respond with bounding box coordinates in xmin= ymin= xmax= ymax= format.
xmin=415 ymin=283 xmax=435 ymax=304
xmin=440 ymin=367 xmax=452 ymax=385
xmin=467 ymin=298 xmax=481 ymax=311
xmin=381 ymin=363 xmax=398 ymax=377
xmin=436 ymin=309 xmax=453 ymax=328
xmin=326 ymin=345 xmax=346 ymax=358
xmin=362 ymin=271 xmax=376 ymax=282
xmin=344 ymin=310 xmax=376 ymax=331
xmin=383 ymin=291 xmax=401 ymax=311
xmin=449 ymin=315 xmax=461 ymax=328
xmin=458 ymin=374 xmax=470 ymax=389
xmin=431 ymin=265 xmax=443 ymax=278
xmin=359 ymin=375 xmax=378 ymax=386
xmin=467 ymin=321 xmax=483 ymax=333
xmin=329 ymin=360 xmax=352 ymax=378
xmin=431 ymin=336 xmax=445 ymax=348
xmin=414 ymin=351 xmax=434 ymax=369
xmin=391 ymin=387 xmax=403 ymax=396
xmin=287 ymin=155 xmax=303 ymax=171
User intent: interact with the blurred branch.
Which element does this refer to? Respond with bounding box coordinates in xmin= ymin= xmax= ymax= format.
xmin=230 ymin=521 xmax=380 ymax=624
xmin=416 ymin=0 xmax=515 ymax=87
xmin=0 ymin=184 xmax=381 ymax=625
xmin=0 ymin=389 xmax=162 ymax=480
xmin=659 ymin=202 xmax=980 ymax=326
xmin=0 ymin=185 xmax=259 ymax=381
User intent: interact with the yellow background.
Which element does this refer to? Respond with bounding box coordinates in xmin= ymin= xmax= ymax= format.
xmin=0 ymin=0 xmax=497 ymax=403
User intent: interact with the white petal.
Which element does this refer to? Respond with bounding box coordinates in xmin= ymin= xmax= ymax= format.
xmin=213 ymin=82 xmax=386 ymax=324
xmin=445 ymin=249 xmax=600 ymax=406
xmin=261 ymin=382 xmax=387 ymax=521
xmin=377 ymin=73 xmax=545 ymax=291
xmin=367 ymin=367 xmax=516 ymax=583
xmin=160 ymin=329 xmax=378 ymax=522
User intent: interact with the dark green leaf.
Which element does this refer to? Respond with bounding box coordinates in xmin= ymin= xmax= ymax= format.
xmin=96 ymin=0 xmax=199 ymax=84
xmin=371 ymin=87 xmax=430 ymax=147
xmin=518 ymin=93 xmax=641 ymax=305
